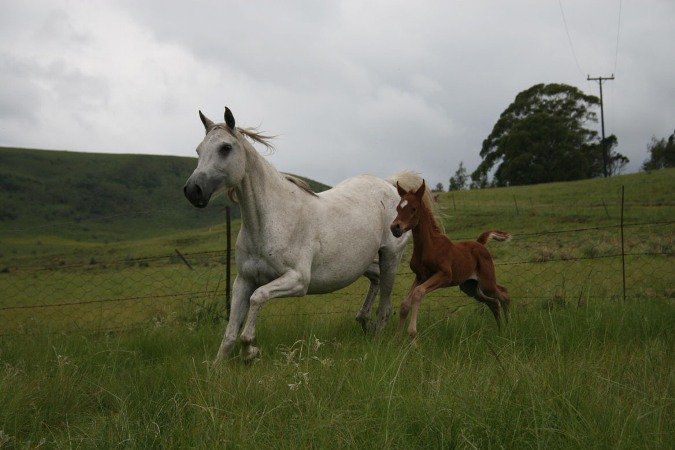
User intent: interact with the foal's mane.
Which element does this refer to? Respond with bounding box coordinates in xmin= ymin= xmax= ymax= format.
xmin=393 ymin=171 xmax=446 ymax=234
xmin=418 ymin=190 xmax=445 ymax=234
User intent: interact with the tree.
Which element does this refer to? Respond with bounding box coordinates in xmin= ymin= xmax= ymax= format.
xmin=448 ymin=162 xmax=468 ymax=191
xmin=642 ymin=130 xmax=675 ymax=171
xmin=434 ymin=182 xmax=444 ymax=192
xmin=471 ymin=83 xmax=628 ymax=186
xmin=603 ymin=135 xmax=629 ymax=175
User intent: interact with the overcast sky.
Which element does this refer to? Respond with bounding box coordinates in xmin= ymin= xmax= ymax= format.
xmin=1 ymin=1 xmax=673 ymax=185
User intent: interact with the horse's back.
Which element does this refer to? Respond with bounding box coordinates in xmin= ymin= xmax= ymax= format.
xmin=318 ymin=174 xmax=396 ymax=202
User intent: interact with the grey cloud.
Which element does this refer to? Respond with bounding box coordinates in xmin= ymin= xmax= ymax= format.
xmin=0 ymin=1 xmax=673 ymax=186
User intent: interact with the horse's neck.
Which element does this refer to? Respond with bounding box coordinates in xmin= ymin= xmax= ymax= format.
xmin=235 ymin=144 xmax=294 ymax=236
xmin=412 ymin=207 xmax=448 ymax=258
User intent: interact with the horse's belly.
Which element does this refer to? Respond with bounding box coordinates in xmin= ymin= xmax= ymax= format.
xmin=306 ymin=267 xmax=364 ymax=294
xmin=307 ymin=241 xmax=380 ymax=294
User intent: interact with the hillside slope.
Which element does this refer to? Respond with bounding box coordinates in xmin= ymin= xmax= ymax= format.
xmin=0 ymin=147 xmax=329 ymax=238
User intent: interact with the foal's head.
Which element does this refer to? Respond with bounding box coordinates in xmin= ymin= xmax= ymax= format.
xmin=390 ymin=180 xmax=427 ymax=237
xmin=184 ymin=108 xmax=247 ymax=208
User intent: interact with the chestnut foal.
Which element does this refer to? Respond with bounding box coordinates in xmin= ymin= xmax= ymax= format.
xmin=390 ymin=181 xmax=511 ymax=339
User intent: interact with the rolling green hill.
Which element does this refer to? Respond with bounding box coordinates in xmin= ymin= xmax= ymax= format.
xmin=0 ymin=147 xmax=329 ymax=240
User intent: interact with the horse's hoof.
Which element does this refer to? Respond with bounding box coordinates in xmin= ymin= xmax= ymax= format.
xmin=356 ymin=317 xmax=370 ymax=334
xmin=243 ymin=346 xmax=261 ymax=363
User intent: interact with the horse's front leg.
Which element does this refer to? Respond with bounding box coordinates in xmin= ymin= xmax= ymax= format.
xmin=240 ymin=270 xmax=308 ymax=361
xmin=407 ymin=271 xmax=451 ymax=339
xmin=398 ymin=278 xmax=419 ymax=335
xmin=214 ymin=276 xmax=255 ymax=364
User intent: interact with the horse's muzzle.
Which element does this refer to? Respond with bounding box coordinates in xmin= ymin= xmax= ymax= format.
xmin=183 ymin=182 xmax=210 ymax=208
xmin=390 ymin=223 xmax=404 ymax=238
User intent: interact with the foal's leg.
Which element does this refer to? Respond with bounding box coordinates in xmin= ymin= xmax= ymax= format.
xmin=407 ymin=272 xmax=451 ymax=339
xmin=374 ymin=247 xmax=401 ymax=332
xmin=476 ymin=256 xmax=503 ymax=328
xmin=356 ymin=261 xmax=380 ymax=333
xmin=214 ymin=276 xmax=255 ymax=364
xmin=398 ymin=279 xmax=419 ymax=334
xmin=239 ymin=270 xmax=308 ymax=361
xmin=497 ymin=284 xmax=510 ymax=323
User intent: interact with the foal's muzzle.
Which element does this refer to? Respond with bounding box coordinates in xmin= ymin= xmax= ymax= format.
xmin=390 ymin=223 xmax=404 ymax=238
xmin=183 ymin=181 xmax=210 ymax=208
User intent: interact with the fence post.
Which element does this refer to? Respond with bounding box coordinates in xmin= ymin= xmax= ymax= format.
xmin=513 ymin=195 xmax=519 ymax=215
xmin=225 ymin=206 xmax=232 ymax=319
xmin=620 ymin=186 xmax=626 ymax=301
xmin=451 ymin=193 xmax=457 ymax=212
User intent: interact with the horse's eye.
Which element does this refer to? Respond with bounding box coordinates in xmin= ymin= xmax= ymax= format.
xmin=219 ymin=144 xmax=232 ymax=154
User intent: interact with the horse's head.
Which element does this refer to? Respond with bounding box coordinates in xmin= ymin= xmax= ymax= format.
xmin=184 ymin=108 xmax=247 ymax=208
xmin=390 ymin=180 xmax=426 ymax=237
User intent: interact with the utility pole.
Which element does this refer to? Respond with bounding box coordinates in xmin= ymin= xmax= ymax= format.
xmin=587 ymin=74 xmax=614 ymax=177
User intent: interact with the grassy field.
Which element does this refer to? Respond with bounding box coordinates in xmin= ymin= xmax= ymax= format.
xmin=0 ymin=167 xmax=673 ymax=447
xmin=1 ymin=300 xmax=672 ymax=447
xmin=0 ymin=146 xmax=329 ymax=243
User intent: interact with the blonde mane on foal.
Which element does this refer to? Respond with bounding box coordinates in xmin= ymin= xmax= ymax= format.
xmin=389 ymin=171 xmax=445 ymax=233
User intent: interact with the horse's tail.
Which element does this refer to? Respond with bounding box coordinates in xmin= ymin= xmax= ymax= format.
xmin=477 ymin=230 xmax=511 ymax=245
xmin=387 ymin=171 xmax=444 ymax=233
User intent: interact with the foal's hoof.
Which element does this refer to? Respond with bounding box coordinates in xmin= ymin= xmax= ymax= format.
xmin=243 ymin=345 xmax=261 ymax=363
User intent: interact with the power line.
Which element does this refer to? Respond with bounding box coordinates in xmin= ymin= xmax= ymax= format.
xmin=613 ymin=0 xmax=623 ymax=75
xmin=558 ymin=0 xmax=585 ymax=77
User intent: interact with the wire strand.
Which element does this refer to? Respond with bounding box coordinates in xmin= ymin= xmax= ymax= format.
xmin=558 ymin=0 xmax=585 ymax=77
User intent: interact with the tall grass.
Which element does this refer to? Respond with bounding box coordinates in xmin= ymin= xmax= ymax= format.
xmin=2 ymin=298 xmax=672 ymax=448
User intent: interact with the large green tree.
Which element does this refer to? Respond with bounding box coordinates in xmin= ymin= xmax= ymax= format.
xmin=471 ymin=83 xmax=627 ymax=187
xmin=642 ymin=130 xmax=675 ymax=171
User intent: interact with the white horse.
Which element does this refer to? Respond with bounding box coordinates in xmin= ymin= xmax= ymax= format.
xmin=184 ymin=107 xmax=425 ymax=362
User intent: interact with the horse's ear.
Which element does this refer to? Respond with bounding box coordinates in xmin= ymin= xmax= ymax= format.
xmin=396 ymin=182 xmax=406 ymax=197
xmin=415 ymin=180 xmax=426 ymax=197
xmin=199 ymin=110 xmax=215 ymax=133
xmin=224 ymin=107 xmax=236 ymax=130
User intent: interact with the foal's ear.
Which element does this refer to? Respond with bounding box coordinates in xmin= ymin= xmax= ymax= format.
xmin=224 ymin=107 xmax=236 ymax=130
xmin=396 ymin=182 xmax=407 ymax=197
xmin=414 ymin=180 xmax=426 ymax=197
xmin=199 ymin=110 xmax=215 ymax=133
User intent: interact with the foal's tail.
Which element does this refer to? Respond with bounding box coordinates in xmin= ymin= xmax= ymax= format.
xmin=477 ymin=230 xmax=511 ymax=245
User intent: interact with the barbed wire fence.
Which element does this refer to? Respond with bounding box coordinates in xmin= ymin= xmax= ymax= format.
xmin=0 ymin=187 xmax=673 ymax=336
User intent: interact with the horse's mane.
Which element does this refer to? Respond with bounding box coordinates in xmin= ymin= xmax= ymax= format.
xmin=221 ymin=126 xmax=318 ymax=202
xmin=390 ymin=171 xmax=445 ymax=234
xmin=237 ymin=127 xmax=276 ymax=152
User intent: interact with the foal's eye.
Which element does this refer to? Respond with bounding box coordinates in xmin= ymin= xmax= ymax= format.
xmin=219 ymin=144 xmax=232 ymax=155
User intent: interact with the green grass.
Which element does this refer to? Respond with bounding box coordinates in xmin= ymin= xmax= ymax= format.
xmin=0 ymin=167 xmax=673 ymax=448
xmin=0 ymin=146 xmax=329 ymax=243
xmin=1 ymin=299 xmax=672 ymax=448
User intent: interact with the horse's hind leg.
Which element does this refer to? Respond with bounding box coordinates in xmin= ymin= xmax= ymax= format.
xmin=374 ymin=247 xmax=401 ymax=332
xmin=356 ymin=261 xmax=380 ymax=333
xmin=460 ymin=279 xmax=501 ymax=327
xmin=475 ymin=283 xmax=503 ymax=329
xmin=459 ymin=279 xmax=478 ymax=298
xmin=475 ymin=256 xmax=504 ymax=328
xmin=497 ymin=284 xmax=510 ymax=322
